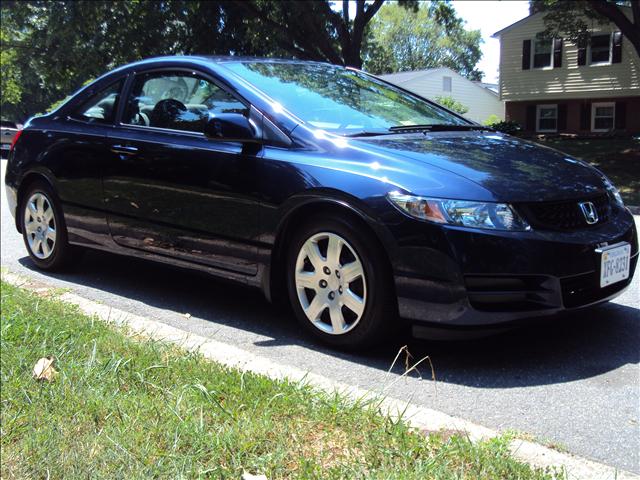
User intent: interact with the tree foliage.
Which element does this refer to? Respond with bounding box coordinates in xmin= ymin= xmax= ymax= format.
xmin=1 ymin=0 xmax=277 ymax=120
xmin=1 ymin=0 xmax=483 ymax=121
xmin=235 ymin=0 xmax=421 ymax=68
xmin=530 ymin=0 xmax=640 ymax=58
xmin=434 ymin=95 xmax=469 ymax=115
xmin=363 ymin=2 xmax=483 ymax=80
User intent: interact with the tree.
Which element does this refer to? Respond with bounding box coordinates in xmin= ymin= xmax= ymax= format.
xmin=530 ymin=1 xmax=640 ymax=59
xmin=0 ymin=29 xmax=21 ymax=111
xmin=363 ymin=2 xmax=483 ymax=80
xmin=1 ymin=0 xmax=483 ymax=121
xmin=236 ymin=0 xmax=419 ymax=69
xmin=434 ymin=96 xmax=469 ymax=115
xmin=1 ymin=0 xmax=278 ymax=121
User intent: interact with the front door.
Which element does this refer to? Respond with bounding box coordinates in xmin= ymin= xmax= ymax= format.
xmin=103 ymin=69 xmax=261 ymax=275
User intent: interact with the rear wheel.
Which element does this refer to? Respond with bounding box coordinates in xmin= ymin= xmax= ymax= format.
xmin=20 ymin=181 xmax=78 ymax=271
xmin=286 ymin=214 xmax=395 ymax=350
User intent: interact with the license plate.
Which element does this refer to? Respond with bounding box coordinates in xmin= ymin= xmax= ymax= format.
xmin=598 ymin=243 xmax=631 ymax=288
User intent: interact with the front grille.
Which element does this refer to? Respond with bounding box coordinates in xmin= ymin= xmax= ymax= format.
xmin=518 ymin=194 xmax=611 ymax=231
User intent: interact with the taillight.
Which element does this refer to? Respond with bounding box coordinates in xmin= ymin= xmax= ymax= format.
xmin=9 ymin=129 xmax=23 ymax=152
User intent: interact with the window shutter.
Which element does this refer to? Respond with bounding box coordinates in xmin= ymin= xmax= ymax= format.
xmin=526 ymin=105 xmax=536 ymax=131
xmin=553 ymin=38 xmax=563 ymax=68
xmin=580 ymin=102 xmax=591 ymax=130
xmin=577 ymin=39 xmax=587 ymax=66
xmin=615 ymin=101 xmax=626 ymax=129
xmin=612 ymin=32 xmax=622 ymax=63
xmin=558 ymin=104 xmax=568 ymax=131
xmin=522 ymin=40 xmax=531 ymax=70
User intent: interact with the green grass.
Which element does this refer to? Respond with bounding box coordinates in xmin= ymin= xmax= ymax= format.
xmin=1 ymin=281 xmax=560 ymax=479
xmin=533 ymin=137 xmax=640 ymax=206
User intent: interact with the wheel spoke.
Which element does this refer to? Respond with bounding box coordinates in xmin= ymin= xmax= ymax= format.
xmin=305 ymin=295 xmax=326 ymax=321
xmin=46 ymin=227 xmax=56 ymax=242
xmin=329 ymin=304 xmax=346 ymax=332
xmin=36 ymin=195 xmax=45 ymax=215
xmin=343 ymin=290 xmax=365 ymax=318
xmin=296 ymin=271 xmax=317 ymax=290
xmin=33 ymin=238 xmax=43 ymax=255
xmin=303 ymin=241 xmax=324 ymax=271
xmin=326 ymin=235 xmax=343 ymax=269
xmin=342 ymin=261 xmax=363 ymax=283
xmin=24 ymin=221 xmax=37 ymax=234
xmin=43 ymin=207 xmax=54 ymax=224
xmin=28 ymin=201 xmax=38 ymax=217
xmin=41 ymin=239 xmax=51 ymax=257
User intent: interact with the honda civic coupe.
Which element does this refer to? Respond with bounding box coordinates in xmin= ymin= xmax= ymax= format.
xmin=5 ymin=56 xmax=638 ymax=349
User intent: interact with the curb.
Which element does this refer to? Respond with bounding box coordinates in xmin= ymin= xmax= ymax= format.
xmin=2 ymin=268 xmax=638 ymax=480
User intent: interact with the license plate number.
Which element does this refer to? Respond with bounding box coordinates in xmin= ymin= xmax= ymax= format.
xmin=599 ymin=243 xmax=631 ymax=288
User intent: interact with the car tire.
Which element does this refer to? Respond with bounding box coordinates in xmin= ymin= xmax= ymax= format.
xmin=286 ymin=213 xmax=396 ymax=350
xmin=20 ymin=181 xmax=78 ymax=271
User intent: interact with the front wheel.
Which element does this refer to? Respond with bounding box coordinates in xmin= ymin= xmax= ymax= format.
xmin=286 ymin=214 xmax=396 ymax=350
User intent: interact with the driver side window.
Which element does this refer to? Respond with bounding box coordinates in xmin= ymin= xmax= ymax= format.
xmin=123 ymin=71 xmax=248 ymax=134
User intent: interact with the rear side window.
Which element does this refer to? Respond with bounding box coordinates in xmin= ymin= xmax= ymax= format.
xmin=73 ymin=80 xmax=123 ymax=123
xmin=123 ymin=71 xmax=248 ymax=134
xmin=1 ymin=121 xmax=17 ymax=129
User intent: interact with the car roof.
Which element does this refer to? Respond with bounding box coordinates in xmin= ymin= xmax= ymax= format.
xmin=119 ymin=55 xmax=342 ymax=70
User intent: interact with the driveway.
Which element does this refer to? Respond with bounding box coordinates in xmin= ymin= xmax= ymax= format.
xmin=2 ymin=158 xmax=639 ymax=473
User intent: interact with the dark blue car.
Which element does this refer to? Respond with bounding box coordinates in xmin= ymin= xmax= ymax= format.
xmin=4 ymin=57 xmax=637 ymax=349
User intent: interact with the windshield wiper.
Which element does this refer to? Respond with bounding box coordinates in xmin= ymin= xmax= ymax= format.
xmin=342 ymin=124 xmax=494 ymax=138
xmin=388 ymin=124 xmax=494 ymax=133
xmin=341 ymin=130 xmax=397 ymax=138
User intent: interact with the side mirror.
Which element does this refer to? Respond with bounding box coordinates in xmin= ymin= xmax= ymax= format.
xmin=204 ymin=114 xmax=260 ymax=143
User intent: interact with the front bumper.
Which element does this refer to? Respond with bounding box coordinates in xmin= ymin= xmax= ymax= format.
xmin=390 ymin=206 xmax=638 ymax=329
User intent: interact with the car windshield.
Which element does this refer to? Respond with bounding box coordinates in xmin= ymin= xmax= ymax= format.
xmin=224 ymin=62 xmax=468 ymax=134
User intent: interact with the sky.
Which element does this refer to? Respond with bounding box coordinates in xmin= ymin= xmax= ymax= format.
xmin=452 ymin=0 xmax=530 ymax=83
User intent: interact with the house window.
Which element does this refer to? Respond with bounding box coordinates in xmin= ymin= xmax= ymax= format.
xmin=532 ymin=38 xmax=553 ymax=68
xmin=443 ymin=76 xmax=452 ymax=92
xmin=536 ymin=104 xmax=557 ymax=132
xmin=591 ymin=102 xmax=615 ymax=132
xmin=590 ymin=34 xmax=612 ymax=64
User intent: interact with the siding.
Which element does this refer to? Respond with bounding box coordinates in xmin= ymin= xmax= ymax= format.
xmin=498 ymin=11 xmax=640 ymax=101
xmin=380 ymin=68 xmax=505 ymax=123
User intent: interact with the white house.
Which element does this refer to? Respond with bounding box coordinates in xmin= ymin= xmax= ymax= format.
xmin=379 ymin=67 xmax=505 ymax=123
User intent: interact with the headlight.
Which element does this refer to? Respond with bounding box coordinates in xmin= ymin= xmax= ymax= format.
xmin=388 ymin=192 xmax=530 ymax=231
xmin=602 ymin=176 xmax=624 ymax=207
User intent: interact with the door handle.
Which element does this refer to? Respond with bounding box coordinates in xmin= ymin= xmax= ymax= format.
xmin=110 ymin=145 xmax=139 ymax=156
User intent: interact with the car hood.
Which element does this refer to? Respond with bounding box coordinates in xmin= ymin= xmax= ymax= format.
xmin=354 ymin=131 xmax=607 ymax=202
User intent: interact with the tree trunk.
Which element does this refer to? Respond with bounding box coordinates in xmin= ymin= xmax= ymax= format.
xmin=589 ymin=0 xmax=640 ymax=60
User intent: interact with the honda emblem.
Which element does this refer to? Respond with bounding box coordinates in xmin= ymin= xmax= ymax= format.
xmin=578 ymin=201 xmax=598 ymax=224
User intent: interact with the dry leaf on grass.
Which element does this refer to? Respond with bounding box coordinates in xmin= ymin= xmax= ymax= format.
xmin=32 ymin=356 xmax=57 ymax=382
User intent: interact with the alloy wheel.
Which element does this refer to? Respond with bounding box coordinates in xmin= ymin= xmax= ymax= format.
xmin=24 ymin=192 xmax=57 ymax=259
xmin=294 ymin=232 xmax=367 ymax=335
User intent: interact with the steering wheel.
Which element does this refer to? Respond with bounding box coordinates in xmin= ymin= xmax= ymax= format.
xmin=150 ymin=99 xmax=188 ymax=129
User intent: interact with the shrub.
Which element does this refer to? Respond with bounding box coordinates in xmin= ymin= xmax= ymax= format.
xmin=485 ymin=120 xmax=522 ymax=135
xmin=482 ymin=114 xmax=501 ymax=126
xmin=434 ymin=96 xmax=469 ymax=115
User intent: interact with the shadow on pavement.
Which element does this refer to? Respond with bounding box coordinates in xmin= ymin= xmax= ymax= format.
xmin=17 ymin=247 xmax=640 ymax=390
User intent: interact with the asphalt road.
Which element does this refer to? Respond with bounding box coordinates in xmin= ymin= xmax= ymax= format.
xmin=2 ymin=158 xmax=639 ymax=473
